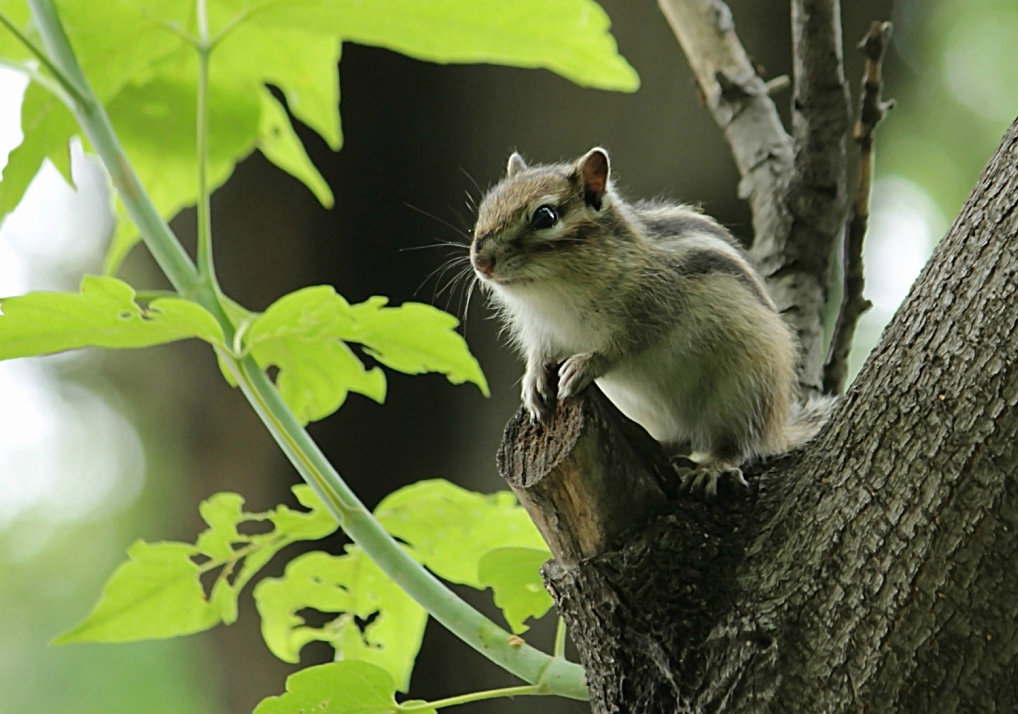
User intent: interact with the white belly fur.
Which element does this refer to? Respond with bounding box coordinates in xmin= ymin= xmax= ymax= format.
xmin=595 ymin=325 xmax=736 ymax=455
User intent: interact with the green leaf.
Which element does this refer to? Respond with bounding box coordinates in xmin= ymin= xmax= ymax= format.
xmin=254 ymin=480 xmax=550 ymax=688
xmin=254 ymin=548 xmax=427 ymax=693
xmin=374 ymin=479 xmax=547 ymax=588
xmin=346 ymin=297 xmax=490 ymax=396
xmin=254 ymin=660 xmax=434 ymax=714
xmin=3 ymin=0 xmax=634 ymax=267
xmin=0 ymin=2 xmax=31 ymax=61
xmin=194 ymin=492 xmax=246 ymax=561
xmin=215 ymin=20 xmax=343 ymax=151
xmin=0 ymin=80 xmax=77 ymax=217
xmin=257 ymin=85 xmax=333 ymax=207
xmin=103 ymin=47 xmax=261 ymax=235
xmin=269 ymin=484 xmax=342 ymax=543
xmin=239 ymin=0 xmax=640 ymax=92
xmin=2 ymin=0 xmax=337 ymax=259
xmin=225 ymin=486 xmax=341 ymax=617
xmin=0 ymin=0 xmax=185 ymax=218
xmin=245 ymin=286 xmax=486 ymax=424
xmin=478 ymin=547 xmax=553 ymax=634
xmin=55 ymin=541 xmax=222 ymax=643
xmin=0 ymin=275 xmax=224 ymax=360
xmin=57 ymin=485 xmax=338 ymax=644
xmin=245 ymin=286 xmax=387 ymax=423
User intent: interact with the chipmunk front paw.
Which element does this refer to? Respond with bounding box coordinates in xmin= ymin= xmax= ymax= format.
xmin=521 ymin=362 xmax=556 ymax=422
xmin=557 ymin=352 xmax=607 ymax=401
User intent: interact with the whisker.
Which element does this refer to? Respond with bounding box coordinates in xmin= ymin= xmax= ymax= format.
xmin=399 ymin=240 xmax=468 ymax=253
xmin=461 ymin=273 xmax=482 ymax=327
xmin=445 ymin=203 xmax=474 ymax=241
xmin=400 ymin=178 xmax=486 ymax=330
xmin=404 ymin=202 xmax=471 ymax=241
xmin=459 ymin=167 xmax=484 ymax=199
xmin=413 ymin=254 xmax=470 ymax=301
xmin=434 ymin=258 xmax=473 ymax=297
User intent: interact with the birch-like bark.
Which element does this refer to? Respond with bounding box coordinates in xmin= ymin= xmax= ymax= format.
xmin=655 ymin=0 xmax=792 ymax=250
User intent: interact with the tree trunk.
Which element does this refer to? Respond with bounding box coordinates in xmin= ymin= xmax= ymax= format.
xmin=499 ymin=116 xmax=1018 ymax=712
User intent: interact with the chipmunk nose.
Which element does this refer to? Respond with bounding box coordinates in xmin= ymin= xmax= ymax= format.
xmin=472 ymin=250 xmax=495 ymax=277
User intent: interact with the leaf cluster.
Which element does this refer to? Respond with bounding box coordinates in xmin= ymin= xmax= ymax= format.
xmin=59 ymin=480 xmax=552 ymax=708
xmin=0 ymin=276 xmax=487 ymax=423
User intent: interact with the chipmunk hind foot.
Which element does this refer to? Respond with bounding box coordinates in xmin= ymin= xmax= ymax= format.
xmin=672 ymin=453 xmax=749 ymax=499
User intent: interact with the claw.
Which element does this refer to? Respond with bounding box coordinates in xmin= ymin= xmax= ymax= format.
xmin=522 ymin=362 xmax=557 ymax=422
xmin=673 ymin=461 xmax=749 ymax=499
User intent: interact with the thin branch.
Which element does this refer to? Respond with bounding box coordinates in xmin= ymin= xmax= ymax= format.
xmin=194 ymin=0 xmax=217 ymax=284
xmin=0 ymin=56 xmax=75 ymax=108
xmin=787 ymin=0 xmax=851 ymax=248
xmin=399 ymin=685 xmax=544 ymax=712
xmin=554 ymin=616 xmax=568 ymax=659
xmin=655 ymin=0 xmax=850 ymax=394
xmin=823 ymin=21 xmax=893 ymax=395
xmin=768 ymin=0 xmax=851 ymax=395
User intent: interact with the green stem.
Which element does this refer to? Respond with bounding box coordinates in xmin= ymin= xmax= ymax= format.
xmin=0 ymin=55 xmax=74 ymax=108
xmin=26 ymin=0 xmax=201 ymax=300
xmin=24 ymin=0 xmax=588 ymax=701
xmin=554 ymin=616 xmax=568 ymax=659
xmin=194 ymin=0 xmax=216 ymax=283
xmin=228 ymin=357 xmax=589 ymax=699
xmin=401 ymin=685 xmax=543 ymax=712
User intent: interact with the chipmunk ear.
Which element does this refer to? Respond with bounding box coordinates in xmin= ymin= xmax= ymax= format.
xmin=577 ymin=147 xmax=610 ymax=210
xmin=506 ymin=152 xmax=527 ymax=177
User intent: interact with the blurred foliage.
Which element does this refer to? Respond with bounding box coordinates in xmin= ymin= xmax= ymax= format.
xmin=884 ymin=0 xmax=1018 ymax=218
xmin=0 ymin=407 xmax=227 ymax=713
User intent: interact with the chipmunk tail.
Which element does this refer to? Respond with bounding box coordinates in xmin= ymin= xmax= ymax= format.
xmin=783 ymin=393 xmax=837 ymax=450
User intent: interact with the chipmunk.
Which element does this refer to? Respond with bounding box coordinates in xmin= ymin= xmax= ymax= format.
xmin=470 ymin=147 xmax=830 ymax=495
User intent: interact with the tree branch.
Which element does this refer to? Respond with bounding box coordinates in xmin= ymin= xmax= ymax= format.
xmin=787 ymin=0 xmax=851 ymax=250
xmin=761 ymin=114 xmax=1018 ymax=710
xmin=498 ymin=387 xmax=762 ymax=711
xmin=497 ymin=387 xmax=673 ymax=566
xmin=823 ymin=21 xmax=893 ymax=394
xmin=777 ymin=0 xmax=851 ymax=392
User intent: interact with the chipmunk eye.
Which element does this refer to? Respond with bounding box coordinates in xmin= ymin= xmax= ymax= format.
xmin=530 ymin=205 xmax=559 ymax=230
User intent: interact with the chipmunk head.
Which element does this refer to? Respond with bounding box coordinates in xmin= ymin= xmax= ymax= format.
xmin=470 ymin=147 xmax=617 ymax=287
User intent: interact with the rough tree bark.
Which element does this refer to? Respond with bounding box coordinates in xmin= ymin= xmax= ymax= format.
xmin=497 ymin=3 xmax=1018 ymax=712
